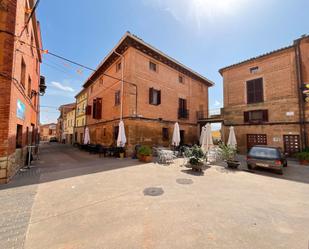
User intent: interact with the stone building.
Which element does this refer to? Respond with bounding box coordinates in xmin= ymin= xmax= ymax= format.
xmin=78 ymin=32 xmax=213 ymax=154
xmin=63 ymin=107 xmax=75 ymax=144
xmin=74 ymin=89 xmax=87 ymax=144
xmin=219 ymin=35 xmax=309 ymax=155
xmin=0 ymin=0 xmax=45 ymax=183
xmin=40 ymin=123 xmax=56 ymax=141
xmin=56 ymin=103 xmax=75 ymax=143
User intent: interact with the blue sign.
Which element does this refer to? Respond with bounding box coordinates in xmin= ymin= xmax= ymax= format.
xmin=17 ymin=99 xmax=25 ymax=120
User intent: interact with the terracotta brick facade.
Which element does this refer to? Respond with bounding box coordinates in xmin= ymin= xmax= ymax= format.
xmin=79 ymin=33 xmax=213 ymax=154
xmin=0 ymin=0 xmax=42 ymax=183
xmin=220 ymin=36 xmax=309 ymax=154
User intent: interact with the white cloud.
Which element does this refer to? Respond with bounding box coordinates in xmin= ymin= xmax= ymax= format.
xmin=50 ymin=81 xmax=75 ymax=92
xmin=144 ymin=0 xmax=248 ymax=30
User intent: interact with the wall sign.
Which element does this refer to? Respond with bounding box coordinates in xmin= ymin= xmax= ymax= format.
xmin=17 ymin=99 xmax=26 ymax=120
xmin=286 ymin=111 xmax=294 ymax=116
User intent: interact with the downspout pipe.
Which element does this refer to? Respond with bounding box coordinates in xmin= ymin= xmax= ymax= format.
xmin=294 ymin=38 xmax=307 ymax=149
xmin=113 ymin=50 xmax=124 ymax=121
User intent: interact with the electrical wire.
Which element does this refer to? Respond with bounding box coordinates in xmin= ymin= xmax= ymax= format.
xmin=19 ymin=0 xmax=41 ymax=37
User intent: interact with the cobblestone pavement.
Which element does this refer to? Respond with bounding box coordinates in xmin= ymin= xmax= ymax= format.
xmin=0 ymin=167 xmax=40 ymax=249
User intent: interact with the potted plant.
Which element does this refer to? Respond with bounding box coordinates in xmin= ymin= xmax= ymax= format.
xmin=294 ymin=151 xmax=309 ymax=165
xmin=185 ymin=145 xmax=205 ymax=172
xmin=218 ymin=143 xmax=240 ymax=169
xmin=118 ymin=147 xmax=125 ymax=159
xmin=138 ymin=145 xmax=153 ymax=163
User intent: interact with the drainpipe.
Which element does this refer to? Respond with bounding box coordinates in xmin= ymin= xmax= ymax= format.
xmin=113 ymin=50 xmax=124 ymax=121
xmin=294 ymin=38 xmax=307 ymax=149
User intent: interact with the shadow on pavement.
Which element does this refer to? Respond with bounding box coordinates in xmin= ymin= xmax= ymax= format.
xmin=0 ymin=143 xmax=143 ymax=190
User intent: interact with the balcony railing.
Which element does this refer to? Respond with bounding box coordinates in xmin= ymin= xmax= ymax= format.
xmin=178 ymin=109 xmax=189 ymax=119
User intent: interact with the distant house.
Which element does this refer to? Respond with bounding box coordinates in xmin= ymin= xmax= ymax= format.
xmin=74 ymin=89 xmax=87 ymax=144
xmin=56 ymin=103 xmax=75 ymax=143
xmin=219 ymin=35 xmax=309 ymax=155
xmin=40 ymin=123 xmax=57 ymax=141
xmin=76 ymin=32 xmax=214 ymax=154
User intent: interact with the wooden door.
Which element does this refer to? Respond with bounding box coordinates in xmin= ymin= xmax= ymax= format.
xmin=247 ymin=134 xmax=267 ymax=151
xmin=283 ymin=135 xmax=300 ymax=156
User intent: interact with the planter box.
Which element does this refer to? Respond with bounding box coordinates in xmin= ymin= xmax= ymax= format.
xmin=299 ymin=160 xmax=309 ymax=165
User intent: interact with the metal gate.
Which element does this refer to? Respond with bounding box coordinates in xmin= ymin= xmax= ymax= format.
xmin=283 ymin=135 xmax=300 ymax=156
xmin=247 ymin=134 xmax=267 ymax=150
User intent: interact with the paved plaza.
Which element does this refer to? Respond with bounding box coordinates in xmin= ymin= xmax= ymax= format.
xmin=1 ymin=143 xmax=309 ymax=249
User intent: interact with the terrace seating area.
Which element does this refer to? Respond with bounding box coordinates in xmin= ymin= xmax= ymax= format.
xmin=75 ymin=143 xmax=125 ymax=158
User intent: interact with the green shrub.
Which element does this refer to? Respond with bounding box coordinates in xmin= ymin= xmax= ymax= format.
xmin=218 ymin=143 xmax=237 ymax=161
xmin=138 ymin=145 xmax=152 ymax=156
xmin=185 ymin=145 xmax=205 ymax=165
xmin=294 ymin=151 xmax=309 ymax=161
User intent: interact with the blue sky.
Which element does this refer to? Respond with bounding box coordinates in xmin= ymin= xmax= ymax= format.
xmin=37 ymin=0 xmax=308 ymax=124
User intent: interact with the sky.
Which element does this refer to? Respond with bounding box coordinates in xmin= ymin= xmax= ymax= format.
xmin=37 ymin=0 xmax=309 ymax=125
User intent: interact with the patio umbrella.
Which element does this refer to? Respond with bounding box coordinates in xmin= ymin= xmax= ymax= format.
xmin=227 ymin=126 xmax=237 ymax=149
xmin=117 ymin=120 xmax=127 ymax=147
xmin=83 ymin=127 xmax=90 ymax=144
xmin=199 ymin=126 xmax=206 ymax=145
xmin=201 ymin=123 xmax=213 ymax=152
xmin=172 ymin=122 xmax=180 ymax=146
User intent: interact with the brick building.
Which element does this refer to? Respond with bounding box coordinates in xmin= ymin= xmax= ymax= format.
xmin=77 ymin=32 xmax=213 ymax=154
xmin=0 ymin=0 xmax=45 ymax=183
xmin=56 ymin=103 xmax=75 ymax=143
xmin=219 ymin=35 xmax=309 ymax=155
xmin=40 ymin=123 xmax=56 ymax=141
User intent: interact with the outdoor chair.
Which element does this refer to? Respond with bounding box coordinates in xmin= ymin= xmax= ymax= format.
xmin=157 ymin=149 xmax=176 ymax=165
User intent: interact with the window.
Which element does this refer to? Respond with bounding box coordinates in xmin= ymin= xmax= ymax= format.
xmin=27 ymin=76 xmax=32 ymax=97
xmin=92 ymin=98 xmax=102 ymax=119
xmin=149 ymin=88 xmax=161 ymax=105
xmin=244 ymin=110 xmax=268 ymax=123
xmin=179 ymin=75 xmax=184 ymax=84
xmin=30 ymin=33 xmax=34 ymax=56
xmin=250 ymin=66 xmax=259 ymax=74
xmin=103 ymin=128 xmax=106 ymax=136
xmin=16 ymin=124 xmax=23 ymax=148
xmin=162 ymin=128 xmax=169 ymax=141
xmin=178 ymin=98 xmax=188 ymax=119
xmin=77 ymin=120 xmax=79 ymax=127
xmin=82 ymin=118 xmax=84 ymax=126
xmin=115 ymin=90 xmax=121 ymax=105
xmin=247 ymin=78 xmax=263 ymax=104
xmin=116 ymin=62 xmax=121 ymax=72
xmin=149 ymin=61 xmax=157 ymax=72
xmin=21 ymin=58 xmax=26 ymax=88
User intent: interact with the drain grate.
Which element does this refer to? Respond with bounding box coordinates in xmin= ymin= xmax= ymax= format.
xmin=143 ymin=187 xmax=164 ymax=196
xmin=176 ymin=178 xmax=193 ymax=185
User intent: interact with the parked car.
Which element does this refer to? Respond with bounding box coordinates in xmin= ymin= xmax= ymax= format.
xmin=49 ymin=137 xmax=58 ymax=143
xmin=246 ymin=146 xmax=287 ymax=174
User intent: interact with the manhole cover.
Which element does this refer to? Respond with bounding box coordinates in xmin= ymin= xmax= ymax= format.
xmin=176 ymin=178 xmax=193 ymax=185
xmin=143 ymin=187 xmax=164 ymax=196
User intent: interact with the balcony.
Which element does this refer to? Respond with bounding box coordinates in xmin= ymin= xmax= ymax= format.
xmin=196 ymin=108 xmax=223 ymax=122
xmin=178 ymin=109 xmax=189 ymax=119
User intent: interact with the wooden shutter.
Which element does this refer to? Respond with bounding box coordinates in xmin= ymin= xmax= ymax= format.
xmin=254 ymin=78 xmax=263 ymax=103
xmin=262 ymin=109 xmax=268 ymax=122
xmin=96 ymin=98 xmax=102 ymax=119
xmin=86 ymin=105 xmax=92 ymax=115
xmin=149 ymin=88 xmax=153 ymax=104
xmin=92 ymin=99 xmax=97 ymax=119
xmin=244 ymin=111 xmax=249 ymax=123
xmin=157 ymin=90 xmax=161 ymax=105
xmin=247 ymin=80 xmax=255 ymax=104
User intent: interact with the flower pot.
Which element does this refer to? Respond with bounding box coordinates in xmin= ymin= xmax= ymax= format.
xmin=189 ymin=163 xmax=204 ymax=172
xmin=119 ymin=152 xmax=125 ymax=159
xmin=227 ymin=160 xmax=240 ymax=169
xmin=139 ymin=155 xmax=153 ymax=163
